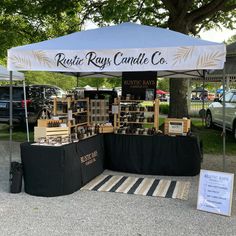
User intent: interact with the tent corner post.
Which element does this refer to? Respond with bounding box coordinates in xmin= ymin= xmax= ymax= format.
xmin=23 ymin=80 xmax=30 ymax=142
xmin=9 ymin=71 xmax=13 ymax=192
xmin=222 ymin=64 xmax=226 ymax=172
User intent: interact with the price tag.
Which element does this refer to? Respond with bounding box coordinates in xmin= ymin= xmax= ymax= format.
xmin=112 ymin=105 xmax=119 ymax=114
xmin=197 ymin=169 xmax=234 ymax=216
xmin=68 ymin=109 xmax=73 ymax=120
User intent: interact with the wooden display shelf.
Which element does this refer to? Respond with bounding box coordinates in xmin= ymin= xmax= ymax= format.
xmin=37 ymin=119 xmax=62 ymax=127
xmin=120 ymin=110 xmax=154 ymax=113
xmin=76 ymin=110 xmax=88 ymax=114
xmin=120 ymin=100 xmax=146 ymax=102
xmin=119 ymin=121 xmax=154 ymax=124
xmin=53 ymin=97 xmax=90 ymax=129
xmin=114 ymin=98 xmax=159 ymax=130
xmin=69 ymin=122 xmax=89 ymax=127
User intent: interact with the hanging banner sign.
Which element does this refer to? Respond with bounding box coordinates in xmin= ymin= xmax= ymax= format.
xmin=8 ymin=45 xmax=225 ymax=71
xmin=122 ymin=71 xmax=157 ymax=100
xmin=197 ymin=169 xmax=234 ymax=216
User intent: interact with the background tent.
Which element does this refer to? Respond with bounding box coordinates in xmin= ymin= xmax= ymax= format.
xmin=156 ymin=89 xmax=168 ymax=95
xmin=0 ymin=65 xmax=24 ymax=80
xmin=206 ymin=42 xmax=236 ymax=84
xmin=0 ymin=65 xmax=28 ymax=189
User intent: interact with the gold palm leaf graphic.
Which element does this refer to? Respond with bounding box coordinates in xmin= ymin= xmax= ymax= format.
xmin=197 ymin=51 xmax=225 ymax=68
xmin=32 ymin=51 xmax=53 ymax=68
xmin=173 ymin=47 xmax=194 ymax=66
xmin=10 ymin=56 xmax=31 ymax=69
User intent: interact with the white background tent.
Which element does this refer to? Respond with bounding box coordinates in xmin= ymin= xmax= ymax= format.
xmin=0 ymin=65 xmax=24 ymax=80
xmin=0 ymin=65 xmax=29 ymax=187
xmin=7 ymin=22 xmax=227 ymax=170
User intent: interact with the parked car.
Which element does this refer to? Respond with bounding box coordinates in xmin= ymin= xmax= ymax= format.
xmin=0 ymin=84 xmax=66 ymax=124
xmin=205 ymin=89 xmax=236 ymax=140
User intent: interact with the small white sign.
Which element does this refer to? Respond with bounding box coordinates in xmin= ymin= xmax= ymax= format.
xmin=68 ymin=109 xmax=73 ymax=120
xmin=112 ymin=105 xmax=119 ymax=114
xmin=197 ymin=169 xmax=234 ymax=216
xmin=169 ymin=121 xmax=183 ymax=134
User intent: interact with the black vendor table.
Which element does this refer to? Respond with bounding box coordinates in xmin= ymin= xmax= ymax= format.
xmin=104 ymin=134 xmax=202 ymax=176
xmin=20 ymin=135 xmax=104 ymax=197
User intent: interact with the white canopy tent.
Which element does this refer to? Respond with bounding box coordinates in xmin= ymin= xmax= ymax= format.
xmin=7 ymin=22 xmax=227 ymax=172
xmin=0 ymin=65 xmax=29 ymax=189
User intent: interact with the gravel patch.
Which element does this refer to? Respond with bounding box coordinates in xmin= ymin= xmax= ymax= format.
xmin=0 ymin=142 xmax=235 ymax=236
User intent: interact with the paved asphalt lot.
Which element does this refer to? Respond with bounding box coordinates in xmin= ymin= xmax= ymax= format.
xmin=0 ymin=141 xmax=235 ymax=236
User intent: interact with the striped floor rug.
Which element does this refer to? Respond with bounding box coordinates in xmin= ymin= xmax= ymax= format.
xmin=81 ymin=174 xmax=191 ymax=200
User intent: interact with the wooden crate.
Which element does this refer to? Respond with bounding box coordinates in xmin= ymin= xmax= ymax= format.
xmin=164 ymin=118 xmax=191 ymax=136
xmin=34 ymin=127 xmax=70 ymax=142
xmin=99 ymin=125 xmax=114 ymax=133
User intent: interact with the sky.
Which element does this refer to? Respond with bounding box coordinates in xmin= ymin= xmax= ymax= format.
xmin=84 ymin=21 xmax=235 ymax=43
xmin=199 ymin=27 xmax=235 ymax=43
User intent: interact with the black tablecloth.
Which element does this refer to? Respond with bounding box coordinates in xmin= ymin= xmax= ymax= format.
xmin=77 ymin=135 xmax=104 ymax=185
xmin=104 ymin=134 xmax=201 ymax=176
xmin=21 ymin=135 xmax=104 ymax=197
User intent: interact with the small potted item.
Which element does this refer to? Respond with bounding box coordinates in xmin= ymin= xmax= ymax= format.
xmin=38 ymin=137 xmax=46 ymax=144
xmin=139 ymin=129 xmax=144 ymax=135
xmin=126 ymin=94 xmax=131 ymax=100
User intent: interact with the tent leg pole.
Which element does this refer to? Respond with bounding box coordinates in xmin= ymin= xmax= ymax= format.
xmin=222 ymin=65 xmax=226 ymax=172
xmin=9 ymin=71 xmax=13 ymax=192
xmin=23 ymin=80 xmax=30 ymax=142
xmin=202 ymin=71 xmax=206 ymax=126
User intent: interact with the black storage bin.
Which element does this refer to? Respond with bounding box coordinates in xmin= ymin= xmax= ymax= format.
xmin=10 ymin=162 xmax=23 ymax=193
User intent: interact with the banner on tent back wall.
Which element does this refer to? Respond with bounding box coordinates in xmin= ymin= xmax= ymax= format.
xmin=8 ymin=45 xmax=225 ymax=72
xmin=122 ymin=72 xmax=157 ymax=100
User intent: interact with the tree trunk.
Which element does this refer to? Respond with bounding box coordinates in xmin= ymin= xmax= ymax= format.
xmin=168 ymin=14 xmax=191 ymax=118
xmin=169 ymin=78 xmax=189 ymax=118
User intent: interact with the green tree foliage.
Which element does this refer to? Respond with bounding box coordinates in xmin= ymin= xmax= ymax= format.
xmin=158 ymin=78 xmax=169 ymax=91
xmin=25 ymin=71 xmax=76 ymax=90
xmin=227 ymin=34 xmax=236 ymax=44
xmin=75 ymin=77 xmax=121 ymax=89
xmin=0 ymin=0 xmax=82 ymax=59
xmin=24 ymin=72 xmax=121 ymax=91
xmin=82 ymin=0 xmax=236 ymax=117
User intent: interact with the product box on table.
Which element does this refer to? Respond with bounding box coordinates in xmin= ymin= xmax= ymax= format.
xmin=164 ymin=118 xmax=191 ymax=136
xmin=34 ymin=127 xmax=70 ymax=142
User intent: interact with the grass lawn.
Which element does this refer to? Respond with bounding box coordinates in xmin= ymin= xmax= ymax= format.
xmin=0 ymin=119 xmax=235 ymax=155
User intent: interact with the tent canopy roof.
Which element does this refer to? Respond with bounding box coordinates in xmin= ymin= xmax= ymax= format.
xmin=11 ymin=22 xmax=222 ymax=51
xmin=0 ymin=65 xmax=24 ymax=81
xmin=8 ymin=22 xmax=226 ymax=74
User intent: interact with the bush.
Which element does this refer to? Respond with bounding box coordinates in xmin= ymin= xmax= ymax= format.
xmin=159 ymin=104 xmax=169 ymax=114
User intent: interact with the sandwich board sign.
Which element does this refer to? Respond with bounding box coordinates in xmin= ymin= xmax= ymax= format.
xmin=197 ymin=169 xmax=234 ymax=216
